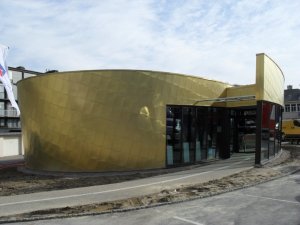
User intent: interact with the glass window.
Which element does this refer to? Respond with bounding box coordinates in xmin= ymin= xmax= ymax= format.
xmin=261 ymin=102 xmax=271 ymax=161
xmin=274 ymin=105 xmax=281 ymax=154
xmin=0 ymin=84 xmax=4 ymax=99
xmin=0 ymin=102 xmax=4 ymax=117
xmin=260 ymin=102 xmax=282 ymax=162
xmin=197 ymin=107 xmax=208 ymax=160
xmin=12 ymin=71 xmax=22 ymax=84
xmin=6 ymin=102 xmax=12 ymax=110
xmin=166 ymin=106 xmax=182 ymax=165
xmin=291 ymin=104 xmax=296 ymax=112
xmin=166 ymin=106 xmax=222 ymax=166
xmin=182 ymin=107 xmax=196 ymax=163
xmin=0 ymin=102 xmax=4 ymax=110
xmin=166 ymin=107 xmax=174 ymax=165
xmin=12 ymin=85 xmax=18 ymax=100
xmin=0 ymin=119 xmax=5 ymax=127
xmin=7 ymin=119 xmax=20 ymax=128
xmin=207 ymin=108 xmax=217 ymax=159
xmin=239 ymin=109 xmax=256 ymax=153
xmin=285 ymin=104 xmax=290 ymax=112
xmin=5 ymin=102 xmax=18 ymax=117
xmin=268 ymin=105 xmax=276 ymax=157
xmin=297 ymin=104 xmax=300 ymax=112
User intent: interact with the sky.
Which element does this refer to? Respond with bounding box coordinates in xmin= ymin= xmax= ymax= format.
xmin=1 ymin=0 xmax=300 ymax=87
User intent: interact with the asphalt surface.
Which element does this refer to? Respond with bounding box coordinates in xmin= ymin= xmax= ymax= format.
xmin=0 ymin=153 xmax=254 ymax=217
xmin=11 ymin=170 xmax=300 ymax=225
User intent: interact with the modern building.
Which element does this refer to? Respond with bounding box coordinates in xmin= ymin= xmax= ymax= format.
xmin=0 ymin=66 xmax=40 ymax=132
xmin=17 ymin=53 xmax=284 ymax=172
xmin=283 ymin=85 xmax=300 ymax=120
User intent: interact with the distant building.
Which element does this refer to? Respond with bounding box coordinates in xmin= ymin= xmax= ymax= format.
xmin=283 ymin=85 xmax=300 ymax=120
xmin=0 ymin=66 xmax=41 ymax=133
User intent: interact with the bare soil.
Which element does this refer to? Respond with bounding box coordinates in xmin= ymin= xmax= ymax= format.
xmin=0 ymin=145 xmax=299 ymax=222
xmin=0 ymin=169 xmax=172 ymax=197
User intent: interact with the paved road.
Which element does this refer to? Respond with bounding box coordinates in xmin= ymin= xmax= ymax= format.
xmin=0 ymin=154 xmax=254 ymax=217
xmin=10 ymin=170 xmax=300 ymax=225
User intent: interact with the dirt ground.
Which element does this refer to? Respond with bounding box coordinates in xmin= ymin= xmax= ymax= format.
xmin=0 ymin=168 xmax=173 ymax=197
xmin=0 ymin=145 xmax=299 ymax=221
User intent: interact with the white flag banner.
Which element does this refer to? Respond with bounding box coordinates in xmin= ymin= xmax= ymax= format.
xmin=0 ymin=44 xmax=20 ymax=116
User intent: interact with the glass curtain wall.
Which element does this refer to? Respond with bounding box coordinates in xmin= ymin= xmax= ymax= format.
xmin=166 ymin=106 xmax=182 ymax=165
xmin=259 ymin=101 xmax=282 ymax=161
xmin=167 ymin=103 xmax=282 ymax=166
xmin=207 ymin=108 xmax=218 ymax=159
xmin=182 ymin=107 xmax=197 ymax=163
xmin=274 ymin=106 xmax=282 ymax=154
xmin=166 ymin=105 xmax=224 ymax=166
xmin=229 ymin=110 xmax=236 ymax=154
xmin=196 ymin=107 xmax=208 ymax=160
xmin=236 ymin=109 xmax=257 ymax=153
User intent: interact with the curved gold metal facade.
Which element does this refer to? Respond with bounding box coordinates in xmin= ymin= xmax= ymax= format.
xmin=256 ymin=53 xmax=285 ymax=106
xmin=18 ymin=70 xmax=232 ymax=172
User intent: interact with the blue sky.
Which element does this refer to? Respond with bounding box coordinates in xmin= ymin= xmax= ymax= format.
xmin=1 ymin=0 xmax=299 ymax=87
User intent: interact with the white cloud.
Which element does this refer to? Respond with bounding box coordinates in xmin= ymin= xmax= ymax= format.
xmin=1 ymin=0 xmax=300 ymax=87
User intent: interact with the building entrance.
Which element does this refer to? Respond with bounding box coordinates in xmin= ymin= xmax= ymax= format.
xmin=166 ymin=105 xmax=233 ymax=166
xmin=166 ymin=105 xmax=259 ymax=166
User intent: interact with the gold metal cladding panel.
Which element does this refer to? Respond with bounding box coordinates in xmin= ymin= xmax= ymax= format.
xmin=256 ymin=53 xmax=285 ymax=106
xmin=18 ymin=70 xmax=231 ymax=172
xmin=225 ymin=84 xmax=256 ymax=108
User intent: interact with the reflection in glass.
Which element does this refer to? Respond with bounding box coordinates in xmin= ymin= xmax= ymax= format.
xmin=166 ymin=107 xmax=182 ymax=165
xmin=166 ymin=102 xmax=282 ymax=166
xmin=260 ymin=102 xmax=282 ymax=161
xmin=197 ymin=107 xmax=207 ymax=160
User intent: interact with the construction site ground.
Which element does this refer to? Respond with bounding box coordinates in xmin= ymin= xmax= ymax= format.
xmin=0 ymin=144 xmax=299 ymax=223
